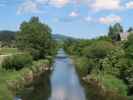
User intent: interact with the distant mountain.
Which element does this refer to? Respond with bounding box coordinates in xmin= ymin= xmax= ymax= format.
xmin=52 ymin=34 xmax=73 ymax=41
xmin=0 ymin=30 xmax=16 ymax=42
xmin=0 ymin=30 xmax=73 ymax=42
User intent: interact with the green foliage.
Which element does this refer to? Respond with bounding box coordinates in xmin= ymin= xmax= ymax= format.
xmin=2 ymin=53 xmax=33 ymax=70
xmin=91 ymin=73 xmax=128 ymax=96
xmin=82 ymin=40 xmax=115 ymax=59
xmin=102 ymin=74 xmax=127 ymax=96
xmin=16 ymin=16 xmax=55 ymax=59
xmin=74 ymin=57 xmax=95 ymax=76
xmin=100 ymin=47 xmax=133 ymax=95
xmin=64 ymin=35 xmax=133 ymax=97
xmin=108 ymin=23 xmax=123 ymax=41
xmin=100 ymin=48 xmax=125 ymax=76
xmin=0 ymin=30 xmax=16 ymax=47
xmin=0 ymin=48 xmax=18 ymax=55
xmin=0 ymin=59 xmax=50 ymax=100
xmin=124 ymin=33 xmax=133 ymax=58
xmin=127 ymin=27 xmax=133 ymax=33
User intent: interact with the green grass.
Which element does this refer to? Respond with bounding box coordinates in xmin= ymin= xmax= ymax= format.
xmin=90 ymin=73 xmax=128 ymax=96
xmin=72 ymin=56 xmax=128 ymax=97
xmin=0 ymin=48 xmax=18 ymax=55
xmin=0 ymin=59 xmax=50 ymax=100
xmin=72 ymin=56 xmax=89 ymax=76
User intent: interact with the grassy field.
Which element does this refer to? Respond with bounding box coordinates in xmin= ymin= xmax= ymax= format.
xmin=0 ymin=48 xmax=18 ymax=55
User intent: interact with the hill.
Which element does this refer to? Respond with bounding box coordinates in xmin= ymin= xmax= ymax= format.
xmin=52 ymin=34 xmax=74 ymax=41
xmin=0 ymin=30 xmax=16 ymax=42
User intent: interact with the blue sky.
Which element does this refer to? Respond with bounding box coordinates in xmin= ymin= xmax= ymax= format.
xmin=0 ymin=0 xmax=133 ymax=38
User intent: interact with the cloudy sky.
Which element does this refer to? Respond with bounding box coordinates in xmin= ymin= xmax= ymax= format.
xmin=0 ymin=0 xmax=133 ymax=38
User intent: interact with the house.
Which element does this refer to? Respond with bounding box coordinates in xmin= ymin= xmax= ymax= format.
xmin=120 ymin=32 xmax=130 ymax=41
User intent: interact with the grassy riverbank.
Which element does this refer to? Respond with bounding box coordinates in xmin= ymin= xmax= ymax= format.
xmin=72 ymin=56 xmax=128 ymax=100
xmin=0 ymin=17 xmax=58 ymax=100
xmin=0 ymin=59 xmax=52 ymax=99
xmin=64 ymin=32 xmax=133 ymax=100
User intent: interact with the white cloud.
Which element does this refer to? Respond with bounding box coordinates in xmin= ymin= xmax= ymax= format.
xmin=17 ymin=0 xmax=70 ymax=14
xmin=35 ymin=0 xmax=49 ymax=4
xmin=69 ymin=11 xmax=79 ymax=17
xmin=17 ymin=0 xmax=127 ymax=15
xmin=126 ymin=1 xmax=133 ymax=9
xmin=73 ymin=0 xmax=91 ymax=5
xmin=49 ymin=0 xmax=70 ymax=8
xmin=99 ymin=15 xmax=122 ymax=25
xmin=17 ymin=0 xmax=40 ymax=14
xmin=90 ymin=0 xmax=122 ymax=11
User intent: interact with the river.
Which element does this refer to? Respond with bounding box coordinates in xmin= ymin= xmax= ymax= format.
xmin=16 ymin=49 xmax=86 ymax=100
xmin=48 ymin=49 xmax=86 ymax=100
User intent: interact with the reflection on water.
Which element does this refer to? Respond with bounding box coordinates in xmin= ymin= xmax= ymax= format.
xmin=17 ymin=72 xmax=51 ymax=100
xmin=18 ymin=49 xmax=86 ymax=100
xmin=48 ymin=49 xmax=86 ymax=100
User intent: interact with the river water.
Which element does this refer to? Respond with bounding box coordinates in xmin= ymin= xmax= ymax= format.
xmin=48 ymin=49 xmax=86 ymax=100
xmin=17 ymin=49 xmax=86 ymax=100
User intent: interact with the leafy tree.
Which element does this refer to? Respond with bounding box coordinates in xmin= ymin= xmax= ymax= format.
xmin=0 ymin=30 xmax=16 ymax=47
xmin=101 ymin=47 xmax=133 ymax=94
xmin=108 ymin=23 xmax=123 ymax=41
xmin=127 ymin=27 xmax=133 ymax=33
xmin=16 ymin=17 xmax=54 ymax=59
xmin=124 ymin=33 xmax=133 ymax=58
xmin=82 ymin=40 xmax=115 ymax=60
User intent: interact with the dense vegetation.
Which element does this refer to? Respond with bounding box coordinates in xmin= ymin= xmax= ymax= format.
xmin=2 ymin=53 xmax=33 ymax=70
xmin=0 ymin=16 xmax=57 ymax=99
xmin=16 ymin=17 xmax=57 ymax=60
xmin=64 ymin=23 xmax=133 ymax=99
xmin=0 ymin=31 xmax=16 ymax=47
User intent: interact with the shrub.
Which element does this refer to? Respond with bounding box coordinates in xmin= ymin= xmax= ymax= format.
xmin=82 ymin=40 xmax=115 ymax=60
xmin=91 ymin=74 xmax=128 ymax=96
xmin=2 ymin=53 xmax=33 ymax=70
xmin=74 ymin=57 xmax=95 ymax=76
xmin=46 ymin=56 xmax=53 ymax=64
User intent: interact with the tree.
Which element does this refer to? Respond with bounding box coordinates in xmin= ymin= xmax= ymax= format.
xmin=108 ymin=23 xmax=123 ymax=41
xmin=82 ymin=40 xmax=115 ymax=60
xmin=16 ymin=16 xmax=53 ymax=59
xmin=127 ymin=27 xmax=133 ymax=33
xmin=0 ymin=30 xmax=16 ymax=47
xmin=124 ymin=33 xmax=133 ymax=58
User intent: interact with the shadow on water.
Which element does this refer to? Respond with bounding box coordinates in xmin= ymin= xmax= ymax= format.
xmin=16 ymin=72 xmax=51 ymax=100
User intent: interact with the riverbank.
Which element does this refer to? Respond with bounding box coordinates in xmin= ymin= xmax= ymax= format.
xmin=0 ymin=59 xmax=53 ymax=100
xmin=71 ymin=56 xmax=129 ymax=100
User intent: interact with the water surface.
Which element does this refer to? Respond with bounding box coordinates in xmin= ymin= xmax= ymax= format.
xmin=49 ymin=49 xmax=86 ymax=100
xmin=17 ymin=49 xmax=86 ymax=100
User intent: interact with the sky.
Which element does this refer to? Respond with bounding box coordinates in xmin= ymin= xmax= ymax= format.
xmin=0 ymin=0 xmax=133 ymax=39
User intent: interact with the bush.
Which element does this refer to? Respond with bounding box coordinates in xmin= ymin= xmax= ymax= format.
xmin=82 ymin=40 xmax=115 ymax=59
xmin=91 ymin=74 xmax=128 ymax=96
xmin=2 ymin=53 xmax=33 ymax=70
xmin=74 ymin=57 xmax=95 ymax=76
